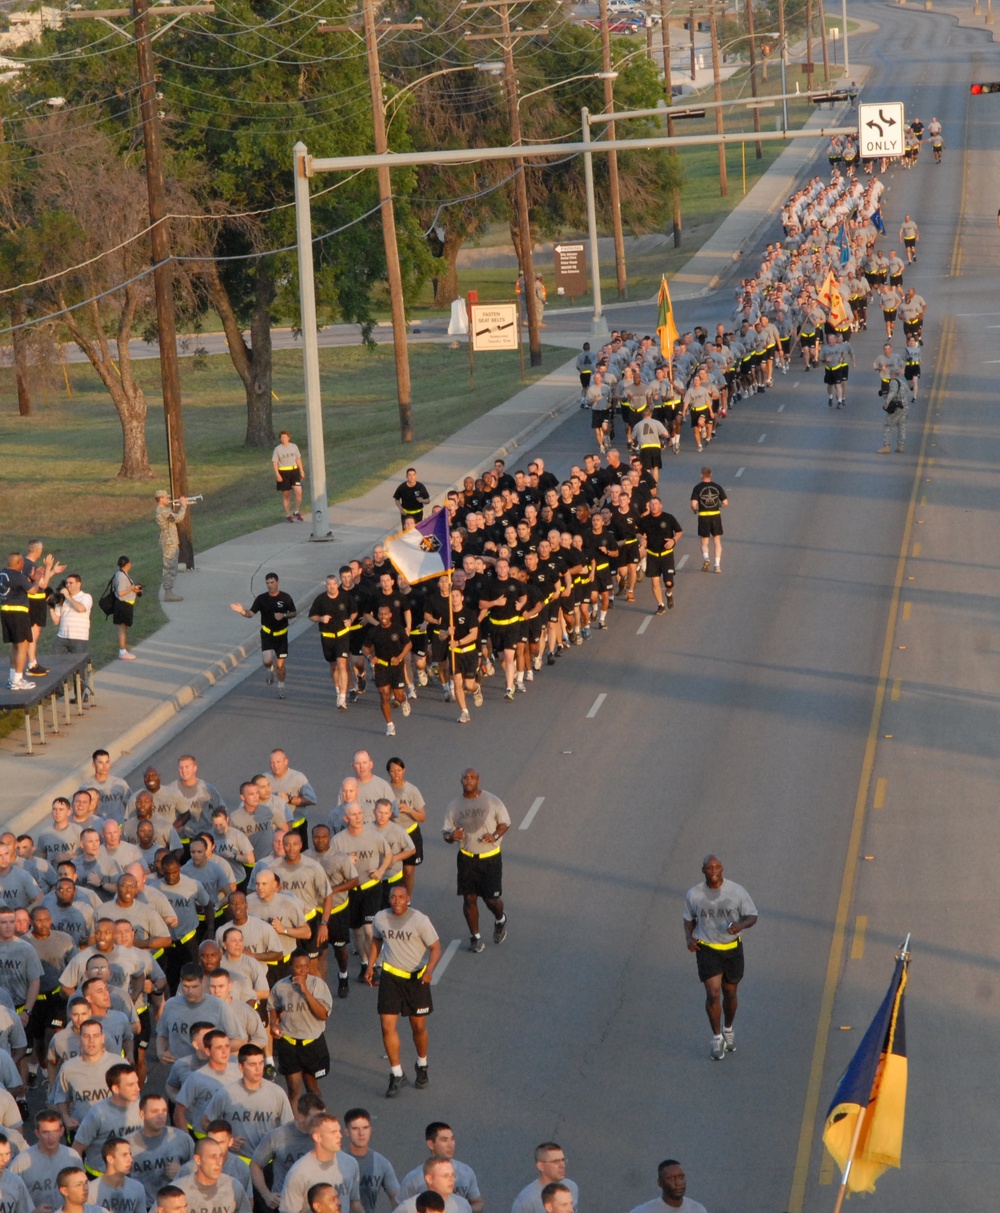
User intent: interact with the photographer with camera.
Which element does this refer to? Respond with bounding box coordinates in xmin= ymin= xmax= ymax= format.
xmin=873 ymin=342 xmax=903 ymax=399
xmin=878 ymin=370 xmax=909 ymax=455
xmin=113 ymin=555 xmax=141 ymax=660
xmin=154 ymin=488 xmax=189 ymax=603
xmin=49 ymin=574 xmax=95 ymax=701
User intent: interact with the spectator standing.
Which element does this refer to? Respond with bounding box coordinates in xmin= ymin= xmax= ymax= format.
xmin=112 ymin=557 xmax=140 ymax=661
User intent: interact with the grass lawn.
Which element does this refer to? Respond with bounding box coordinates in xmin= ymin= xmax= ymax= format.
xmin=0 ymin=340 xmax=555 ymax=682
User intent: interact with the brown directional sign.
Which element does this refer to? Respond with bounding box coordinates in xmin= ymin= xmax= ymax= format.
xmin=554 ymin=243 xmax=588 ymax=297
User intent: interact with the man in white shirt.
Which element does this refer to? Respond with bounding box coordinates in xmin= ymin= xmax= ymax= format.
xmin=49 ymin=575 xmax=94 ymax=702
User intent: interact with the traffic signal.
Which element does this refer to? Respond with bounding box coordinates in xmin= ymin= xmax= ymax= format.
xmin=971 ymin=82 xmax=1000 ymax=93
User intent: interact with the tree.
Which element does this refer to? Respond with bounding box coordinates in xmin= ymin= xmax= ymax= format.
xmin=0 ymin=113 xmax=202 ymax=477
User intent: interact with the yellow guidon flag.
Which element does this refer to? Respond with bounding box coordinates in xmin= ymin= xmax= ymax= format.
xmin=823 ymin=952 xmax=909 ymax=1195
xmin=657 ymin=275 xmax=679 ymax=357
xmin=819 ymin=269 xmax=850 ymax=331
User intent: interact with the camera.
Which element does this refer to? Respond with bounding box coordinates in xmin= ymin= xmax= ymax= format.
xmin=46 ymin=580 xmax=68 ymax=608
xmin=134 ymin=586 xmax=143 ymax=598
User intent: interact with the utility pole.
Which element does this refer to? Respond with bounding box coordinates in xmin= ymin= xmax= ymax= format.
xmin=598 ymin=0 xmax=628 ymax=298
xmin=777 ymin=0 xmax=789 ymax=130
xmin=708 ymin=0 xmax=727 ymax=196
xmin=744 ymin=0 xmax=762 ymax=158
xmin=817 ymin=0 xmax=831 ymax=83
xmin=465 ymin=1 xmax=548 ymax=367
xmin=806 ymin=0 xmax=815 ymax=91
xmin=658 ymin=0 xmax=683 ymax=246
xmin=689 ymin=3 xmax=696 ymax=80
xmin=68 ymin=0 xmax=213 ymax=570
xmin=320 ymin=9 xmax=423 ymax=442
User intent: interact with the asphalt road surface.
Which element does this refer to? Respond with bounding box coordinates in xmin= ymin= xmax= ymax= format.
xmin=120 ymin=5 xmax=1000 ymax=1212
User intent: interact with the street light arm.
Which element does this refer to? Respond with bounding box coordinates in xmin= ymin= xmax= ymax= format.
xmin=516 ymin=70 xmax=617 ymax=108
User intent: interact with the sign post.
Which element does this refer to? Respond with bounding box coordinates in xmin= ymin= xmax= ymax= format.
xmin=858 ymin=102 xmax=905 ymax=158
xmin=553 ymin=242 xmax=588 ymax=305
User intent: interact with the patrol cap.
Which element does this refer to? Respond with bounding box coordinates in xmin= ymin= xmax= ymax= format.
xmin=154 ymin=488 xmax=170 ymax=499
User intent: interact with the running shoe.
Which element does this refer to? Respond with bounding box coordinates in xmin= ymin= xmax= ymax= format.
xmin=458 ymin=710 xmax=471 ymax=724
xmin=655 ymin=604 xmax=666 ymax=616
xmin=469 ymin=936 xmax=485 ymax=953
xmin=338 ymin=976 xmax=350 ymax=999
xmin=723 ymin=1027 xmax=736 ymax=1053
xmin=385 ymin=722 xmax=396 ymax=736
xmin=414 ymin=1064 xmax=429 ymax=1089
xmin=493 ymin=917 xmax=507 ymax=945
xmin=702 ymin=560 xmax=711 ymax=572
xmin=504 ymin=688 xmax=515 ymax=701
xmin=417 ymin=669 xmax=428 ymax=687
xmin=711 ymin=1036 xmax=726 ymax=1061
xmin=278 ymin=685 xmax=286 ymax=699
xmin=401 ymin=699 xmax=411 ymax=717
xmin=473 ymin=688 xmax=484 ymax=708
xmin=385 ymin=1073 xmax=408 ymax=1098
xmin=28 ymin=664 xmax=49 ymax=676
xmin=266 ymin=668 xmax=274 ymax=685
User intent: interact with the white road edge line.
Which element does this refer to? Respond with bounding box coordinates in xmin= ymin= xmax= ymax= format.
xmin=677 ymin=554 xmax=689 ymax=569
xmin=519 ymin=796 xmax=545 ymax=830
xmin=736 ymin=467 xmax=746 ymax=478
xmin=636 ymin=616 xmax=652 ymax=635
xmin=431 ymin=939 xmax=462 ymax=985
xmin=587 ymin=693 xmax=607 ymax=718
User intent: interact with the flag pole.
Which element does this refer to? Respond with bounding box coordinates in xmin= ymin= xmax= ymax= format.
xmin=831 ymin=1105 xmax=869 ymax=1213
xmin=448 ymin=580 xmax=457 ymax=686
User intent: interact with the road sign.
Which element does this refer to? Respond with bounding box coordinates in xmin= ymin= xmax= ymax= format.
xmin=553 ymin=243 xmax=588 ymax=297
xmin=469 ymin=303 xmax=519 ymax=352
xmin=858 ymin=102 xmax=905 ymax=158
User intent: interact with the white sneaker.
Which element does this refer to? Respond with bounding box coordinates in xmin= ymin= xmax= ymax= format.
xmin=723 ymin=1027 xmax=736 ymax=1053
xmin=532 ymin=655 xmax=542 ymax=671
xmin=711 ymin=1036 xmax=726 ymax=1061
xmin=118 ymin=651 xmax=137 ymax=661
xmin=401 ymin=698 xmax=411 ymax=717
xmin=385 ymin=722 xmax=396 ymax=736
xmin=526 ymin=669 xmax=534 ymax=682
xmin=473 ymin=688 xmax=484 ymax=708
xmin=337 ymin=695 xmax=347 ymax=711
xmin=8 ymin=679 xmax=30 ymax=691
xmin=407 ymin=686 xmax=418 ymax=701
xmin=457 ymin=710 xmax=471 ymax=724
xmin=417 ymin=669 xmax=428 ymax=687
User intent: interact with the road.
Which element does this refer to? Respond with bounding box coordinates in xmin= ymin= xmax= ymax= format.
xmin=115 ymin=5 xmax=1000 ymax=1212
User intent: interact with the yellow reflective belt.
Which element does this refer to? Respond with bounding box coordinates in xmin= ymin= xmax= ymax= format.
xmin=261 ymin=625 xmax=288 ymax=637
xmin=460 ymin=846 xmax=501 ymax=859
xmin=402 ymin=507 xmax=423 ymax=515
xmin=640 ymin=443 xmax=659 ymax=449
xmin=320 ymin=626 xmax=351 ymax=638
xmin=383 ymin=962 xmax=426 ymax=980
xmin=359 ymin=877 xmax=380 ymax=890
xmin=27 ymin=591 xmax=46 ymax=599
xmin=281 ymin=1034 xmax=315 ymax=1046
xmin=179 ymin=928 xmax=197 ymax=944
xmin=375 ymin=659 xmax=389 ymax=666
xmin=0 ymin=604 xmax=29 ymax=613
xmin=595 ymin=562 xmax=609 ymax=571
xmin=387 ymin=871 xmax=404 ymax=883
xmin=330 ymin=901 xmax=349 ymax=914
xmin=698 ymin=510 xmax=721 ymax=517
xmin=305 ymin=907 xmax=319 ymax=920
xmin=489 ymin=615 xmax=522 ymax=625
xmin=277 ymin=465 xmax=298 ymax=471
xmin=453 ymin=643 xmax=477 ymax=653
xmin=700 ymin=937 xmax=740 ymax=951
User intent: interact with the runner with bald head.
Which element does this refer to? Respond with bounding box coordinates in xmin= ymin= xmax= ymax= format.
xmin=683 ymin=855 xmax=757 ymax=1060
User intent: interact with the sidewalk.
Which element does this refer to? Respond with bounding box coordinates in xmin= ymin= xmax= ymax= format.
xmin=1 ymin=84 xmax=866 ymax=835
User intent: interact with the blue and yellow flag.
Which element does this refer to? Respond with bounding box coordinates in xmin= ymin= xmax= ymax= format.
xmin=385 ymin=508 xmax=453 ymax=585
xmin=657 ymin=275 xmax=679 ymax=357
xmin=822 ymin=954 xmax=908 ymax=1194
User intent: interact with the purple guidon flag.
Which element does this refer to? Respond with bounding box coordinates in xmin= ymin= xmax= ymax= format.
xmin=385 ymin=507 xmax=453 ymax=584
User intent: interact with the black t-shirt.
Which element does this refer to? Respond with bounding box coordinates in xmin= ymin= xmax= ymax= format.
xmin=691 ymin=481 xmax=727 ymax=513
xmin=610 ymin=510 xmax=639 ymax=544
xmin=371 ymin=561 xmax=397 ymax=587
xmin=393 ymin=482 xmax=429 ymax=513
xmin=250 ymin=590 xmax=296 ymax=629
xmin=451 ymin=606 xmax=478 ymax=646
xmin=372 ymin=589 xmax=407 ymax=627
xmin=536 ymin=471 xmax=559 ymax=493
xmin=423 ymin=588 xmax=451 ymax=631
xmin=639 ymin=512 xmax=683 ymax=554
xmin=309 ymin=592 xmax=355 ymax=633
xmin=481 ymin=576 xmax=524 ymax=616
xmin=585 ymin=529 xmax=617 ymax=564
xmin=370 ymin=625 xmax=408 ymax=664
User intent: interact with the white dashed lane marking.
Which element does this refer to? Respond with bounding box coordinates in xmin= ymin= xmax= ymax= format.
xmin=431 ymin=939 xmax=462 ymax=984
xmin=587 ymin=693 xmax=607 ymax=718
xmin=519 ymin=797 xmax=545 ymax=830
xmin=637 ymin=616 xmax=652 ymax=635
